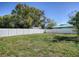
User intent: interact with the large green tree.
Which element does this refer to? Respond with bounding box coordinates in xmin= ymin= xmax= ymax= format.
xmin=68 ymin=11 xmax=79 ymax=36
xmin=0 ymin=3 xmax=56 ymax=28
xmin=0 ymin=15 xmax=12 ymax=28
xmin=11 ymin=3 xmax=46 ymax=28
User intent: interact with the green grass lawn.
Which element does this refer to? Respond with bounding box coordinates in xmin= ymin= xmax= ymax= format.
xmin=0 ymin=34 xmax=79 ymax=57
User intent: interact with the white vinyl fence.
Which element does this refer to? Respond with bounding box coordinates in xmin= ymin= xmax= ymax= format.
xmin=46 ymin=28 xmax=76 ymax=34
xmin=0 ymin=28 xmax=76 ymax=37
xmin=0 ymin=29 xmax=45 ymax=37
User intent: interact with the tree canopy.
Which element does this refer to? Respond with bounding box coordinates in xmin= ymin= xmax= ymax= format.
xmin=68 ymin=11 xmax=79 ymax=36
xmin=0 ymin=3 xmax=56 ymax=29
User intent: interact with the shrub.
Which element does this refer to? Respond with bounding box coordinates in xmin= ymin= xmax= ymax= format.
xmin=53 ymin=35 xmax=79 ymax=42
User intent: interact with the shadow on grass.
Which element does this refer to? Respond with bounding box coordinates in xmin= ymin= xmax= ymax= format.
xmin=52 ymin=36 xmax=79 ymax=44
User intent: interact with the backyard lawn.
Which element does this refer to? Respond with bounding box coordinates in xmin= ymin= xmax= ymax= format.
xmin=0 ymin=34 xmax=79 ymax=57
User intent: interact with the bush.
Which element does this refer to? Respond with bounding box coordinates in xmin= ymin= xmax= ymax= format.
xmin=53 ymin=35 xmax=79 ymax=42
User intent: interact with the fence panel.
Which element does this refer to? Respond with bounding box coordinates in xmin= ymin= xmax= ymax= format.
xmin=0 ymin=28 xmax=76 ymax=37
xmin=0 ymin=29 xmax=45 ymax=37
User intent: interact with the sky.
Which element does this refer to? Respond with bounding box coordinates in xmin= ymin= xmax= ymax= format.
xmin=0 ymin=2 xmax=79 ymax=26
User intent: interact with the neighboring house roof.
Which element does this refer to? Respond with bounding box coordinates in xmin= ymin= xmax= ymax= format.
xmin=53 ymin=24 xmax=73 ymax=29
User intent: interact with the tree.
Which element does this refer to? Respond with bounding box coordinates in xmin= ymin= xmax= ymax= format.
xmin=0 ymin=3 xmax=56 ymax=28
xmin=0 ymin=16 xmax=3 ymax=28
xmin=46 ymin=19 xmax=56 ymax=29
xmin=0 ymin=15 xmax=12 ymax=28
xmin=68 ymin=11 xmax=79 ymax=36
xmin=11 ymin=3 xmax=46 ymax=28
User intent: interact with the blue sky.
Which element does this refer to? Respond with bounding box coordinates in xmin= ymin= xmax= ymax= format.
xmin=0 ymin=2 xmax=79 ymax=25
